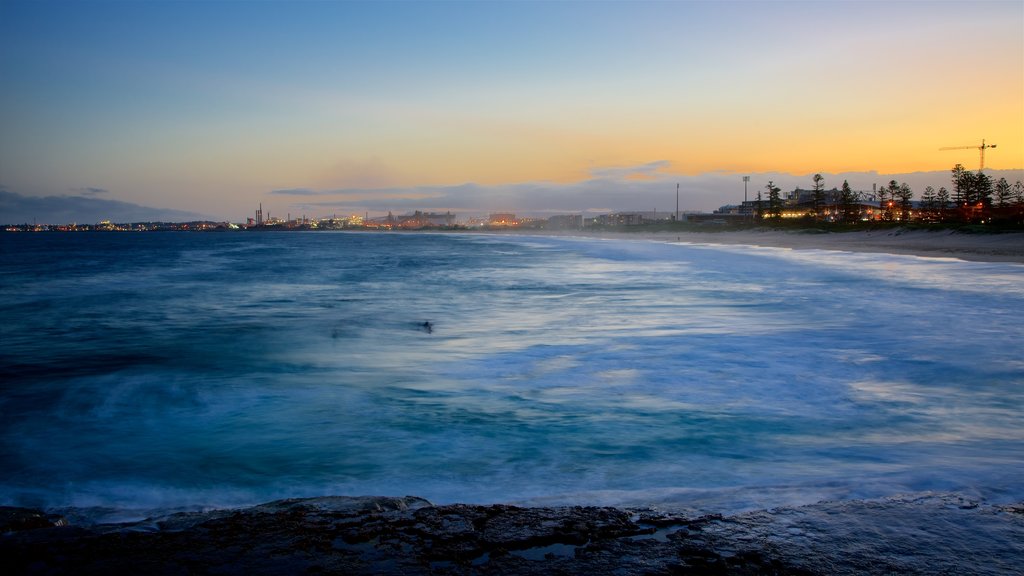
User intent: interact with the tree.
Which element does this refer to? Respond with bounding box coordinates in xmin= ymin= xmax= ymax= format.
xmin=975 ymin=171 xmax=993 ymax=209
xmin=896 ymin=183 xmax=913 ymax=222
xmin=840 ymin=180 xmax=859 ymax=222
xmin=952 ymin=164 xmax=968 ymax=207
xmin=956 ymin=169 xmax=993 ymax=223
xmin=1015 ymin=181 xmax=1024 ymax=223
xmin=937 ymin=186 xmax=951 ymax=219
xmin=883 ymin=180 xmax=900 ymax=221
xmin=921 ymin=186 xmax=937 ymax=220
xmin=766 ymin=181 xmax=782 ymax=220
xmin=812 ymin=174 xmax=825 ymax=221
xmin=877 ymin=183 xmax=889 ymax=220
xmin=961 ymin=170 xmax=978 ymax=206
xmin=995 ymin=178 xmax=1012 ymax=208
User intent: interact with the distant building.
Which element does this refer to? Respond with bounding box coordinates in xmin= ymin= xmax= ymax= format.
xmin=395 ymin=211 xmax=456 ymax=229
xmin=546 ymin=214 xmax=583 ymax=229
xmin=488 ymin=213 xmax=518 ymax=226
xmin=787 ymin=187 xmax=844 ymax=205
xmin=317 ymin=215 xmax=364 ymax=229
xmin=593 ymin=211 xmax=669 ymax=226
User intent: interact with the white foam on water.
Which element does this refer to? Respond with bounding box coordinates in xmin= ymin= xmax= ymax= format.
xmin=2 ymin=232 xmax=1023 ymax=522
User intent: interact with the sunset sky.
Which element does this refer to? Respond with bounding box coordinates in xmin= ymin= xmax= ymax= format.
xmin=1 ymin=0 xmax=1022 ymax=222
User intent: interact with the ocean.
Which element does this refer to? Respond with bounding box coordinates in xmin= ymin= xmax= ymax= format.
xmin=2 ymin=231 xmax=1022 ymax=523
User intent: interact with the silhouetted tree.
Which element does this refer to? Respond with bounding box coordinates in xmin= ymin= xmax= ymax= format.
xmin=883 ymin=180 xmax=900 ymax=221
xmin=766 ymin=181 xmax=782 ymax=220
xmin=950 ymin=164 xmax=995 ymax=221
xmin=812 ymin=174 xmax=825 ymax=221
xmin=952 ymin=164 xmax=968 ymax=208
xmin=877 ymin=183 xmax=889 ymax=220
xmin=896 ymin=183 xmax=913 ymax=221
xmin=975 ymin=171 xmax=993 ymax=208
xmin=1015 ymin=181 xmax=1024 ymax=223
xmin=962 ymin=171 xmax=979 ymax=206
xmin=995 ymin=178 xmax=1012 ymax=207
xmin=921 ymin=186 xmax=937 ymax=220
xmin=840 ymin=180 xmax=859 ymax=222
xmin=937 ymin=186 xmax=951 ymax=219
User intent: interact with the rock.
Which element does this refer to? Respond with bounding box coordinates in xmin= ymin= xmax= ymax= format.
xmin=2 ymin=494 xmax=1022 ymax=575
xmin=0 ymin=507 xmax=67 ymax=532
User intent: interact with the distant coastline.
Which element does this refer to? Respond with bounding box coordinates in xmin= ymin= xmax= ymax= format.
xmin=5 ymin=222 xmax=1024 ymax=264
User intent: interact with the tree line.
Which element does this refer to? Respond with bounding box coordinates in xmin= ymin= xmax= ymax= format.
xmin=755 ymin=165 xmax=1024 ymax=225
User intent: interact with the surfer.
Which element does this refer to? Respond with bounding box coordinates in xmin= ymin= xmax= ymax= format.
xmin=421 ymin=321 xmax=433 ymax=334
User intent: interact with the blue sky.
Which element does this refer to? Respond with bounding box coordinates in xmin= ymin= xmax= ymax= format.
xmin=1 ymin=0 xmax=1021 ymax=222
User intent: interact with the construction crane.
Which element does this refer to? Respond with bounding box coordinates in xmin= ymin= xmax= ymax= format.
xmin=939 ymin=139 xmax=997 ymax=172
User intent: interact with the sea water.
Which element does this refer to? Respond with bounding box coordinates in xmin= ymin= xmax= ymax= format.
xmin=1 ymin=231 xmax=1022 ymax=522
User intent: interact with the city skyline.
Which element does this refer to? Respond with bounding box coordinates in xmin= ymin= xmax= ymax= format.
xmin=1 ymin=0 xmax=1022 ymax=222
xmin=4 ymin=165 xmax=1023 ymax=226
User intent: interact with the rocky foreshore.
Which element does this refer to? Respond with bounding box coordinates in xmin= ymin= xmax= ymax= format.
xmin=3 ymin=493 xmax=1023 ymax=575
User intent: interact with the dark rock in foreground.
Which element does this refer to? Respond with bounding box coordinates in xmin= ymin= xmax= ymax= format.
xmin=3 ymin=494 xmax=1022 ymax=575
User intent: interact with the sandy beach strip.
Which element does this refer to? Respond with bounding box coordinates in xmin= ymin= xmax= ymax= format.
xmin=509 ymin=228 xmax=1024 ymax=264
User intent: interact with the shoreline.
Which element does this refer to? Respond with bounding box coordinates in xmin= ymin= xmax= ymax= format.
xmin=8 ymin=226 xmax=1024 ymax=264
xmin=498 ymin=227 xmax=1024 ymax=264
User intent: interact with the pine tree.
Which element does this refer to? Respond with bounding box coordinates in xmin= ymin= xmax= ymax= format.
xmin=937 ymin=186 xmax=950 ymax=214
xmin=812 ymin=174 xmax=825 ymax=221
xmin=962 ymin=171 xmax=978 ymax=206
xmin=766 ymin=181 xmax=782 ymax=220
xmin=921 ymin=186 xmax=937 ymax=220
xmin=840 ymin=180 xmax=859 ymax=222
xmin=975 ymin=172 xmax=993 ymax=208
xmin=1014 ymin=181 xmax=1024 ymax=223
xmin=896 ymin=183 xmax=913 ymax=221
xmin=995 ymin=178 xmax=1012 ymax=208
xmin=951 ymin=164 xmax=967 ymax=207
xmin=884 ymin=180 xmax=900 ymax=221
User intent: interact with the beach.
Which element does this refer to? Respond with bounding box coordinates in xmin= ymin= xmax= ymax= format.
xmin=516 ymin=228 xmax=1024 ymax=264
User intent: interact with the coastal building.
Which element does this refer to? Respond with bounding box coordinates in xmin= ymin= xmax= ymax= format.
xmin=593 ymin=211 xmax=674 ymax=226
xmin=546 ymin=214 xmax=583 ymax=229
xmin=394 ymin=211 xmax=456 ymax=229
xmin=488 ymin=213 xmax=518 ymax=226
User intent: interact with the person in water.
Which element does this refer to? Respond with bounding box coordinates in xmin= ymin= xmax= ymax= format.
xmin=422 ymin=321 xmax=433 ymax=334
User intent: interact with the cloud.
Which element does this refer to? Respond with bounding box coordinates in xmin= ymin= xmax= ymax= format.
xmin=269 ymin=188 xmax=322 ymax=196
xmin=267 ymin=166 xmax=1024 ymax=219
xmin=588 ymin=160 xmax=672 ymax=180
xmin=71 ymin=187 xmax=110 ymax=197
xmin=0 ymin=189 xmax=208 ymax=224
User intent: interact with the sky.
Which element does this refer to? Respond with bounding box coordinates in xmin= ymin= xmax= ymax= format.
xmin=1 ymin=0 xmax=1022 ymax=223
